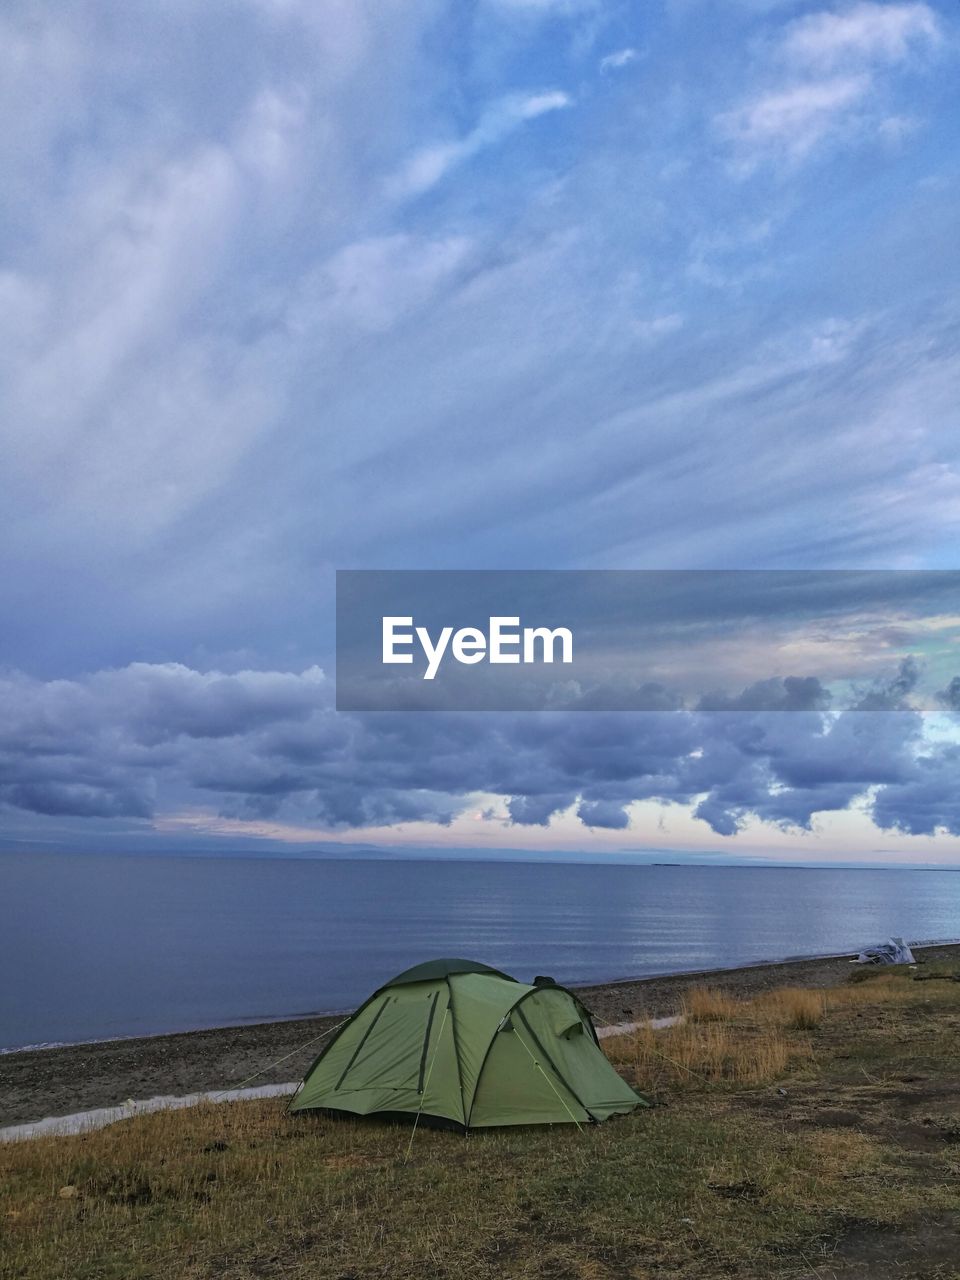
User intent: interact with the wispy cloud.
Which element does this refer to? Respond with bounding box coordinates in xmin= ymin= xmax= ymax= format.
xmin=599 ymin=47 xmax=637 ymax=73
xmin=483 ymin=0 xmax=597 ymax=12
xmin=719 ymin=74 xmax=871 ymax=163
xmin=718 ymin=1 xmax=941 ymax=169
xmin=780 ymin=1 xmax=940 ymax=72
xmin=387 ymin=91 xmax=572 ymax=199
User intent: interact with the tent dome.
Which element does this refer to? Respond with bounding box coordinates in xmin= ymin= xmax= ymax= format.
xmin=290 ymin=961 xmax=646 ymax=1130
xmin=383 ymin=957 xmax=516 ymax=987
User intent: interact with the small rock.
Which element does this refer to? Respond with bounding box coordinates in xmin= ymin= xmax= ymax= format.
xmin=58 ymin=1185 xmax=78 ymax=1199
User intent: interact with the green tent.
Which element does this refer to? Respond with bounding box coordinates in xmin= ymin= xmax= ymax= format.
xmin=289 ymin=958 xmax=647 ymax=1130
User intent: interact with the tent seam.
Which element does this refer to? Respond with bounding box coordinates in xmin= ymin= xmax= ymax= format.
xmin=334 ymin=997 xmax=390 ymax=1091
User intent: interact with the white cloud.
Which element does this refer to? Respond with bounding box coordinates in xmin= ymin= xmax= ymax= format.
xmin=387 ymin=90 xmax=572 ymax=199
xmin=780 ymin=2 xmax=940 ymax=72
xmin=600 ymin=47 xmax=637 ymax=73
xmin=718 ymin=1 xmax=941 ymax=170
xmin=633 ymin=313 xmax=684 ymax=342
xmin=235 ymin=87 xmax=309 ymax=185
xmin=718 ymin=74 xmax=870 ymax=162
xmin=483 ymin=0 xmax=597 ymax=11
xmin=299 ymin=233 xmax=474 ymax=335
xmin=877 ymin=113 xmax=920 ymax=144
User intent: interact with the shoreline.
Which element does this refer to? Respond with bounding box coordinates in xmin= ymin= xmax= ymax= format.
xmin=3 ymin=942 xmax=959 ymax=1128
xmin=10 ymin=939 xmax=956 ymax=1060
xmin=0 ymin=950 xmax=855 ymax=1060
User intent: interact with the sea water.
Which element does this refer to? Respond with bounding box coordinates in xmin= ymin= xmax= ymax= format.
xmin=2 ymin=852 xmax=958 ymax=1051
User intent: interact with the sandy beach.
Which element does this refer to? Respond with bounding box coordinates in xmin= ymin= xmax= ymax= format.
xmin=3 ymin=943 xmax=957 ymax=1129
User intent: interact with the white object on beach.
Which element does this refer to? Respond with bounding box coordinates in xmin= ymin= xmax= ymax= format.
xmin=0 ymin=1082 xmax=299 ymax=1144
xmin=855 ymin=937 xmax=916 ymax=966
xmin=597 ymin=1014 xmax=682 ymax=1038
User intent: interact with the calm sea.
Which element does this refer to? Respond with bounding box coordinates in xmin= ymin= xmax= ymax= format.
xmin=1 ymin=853 xmax=959 ymax=1052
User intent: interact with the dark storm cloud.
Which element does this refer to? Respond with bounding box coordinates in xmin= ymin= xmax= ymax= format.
xmin=1 ymin=659 xmax=958 ymax=840
xmin=697 ymin=675 xmax=830 ymax=713
xmin=852 ymin=655 xmax=922 ymax=711
xmin=506 ymin=794 xmax=578 ymax=826
xmin=576 ymin=799 xmax=631 ymax=830
xmin=871 ymin=746 xmax=960 ymax=836
xmin=938 ymin=676 xmax=960 ymax=714
xmin=2 ymin=781 xmax=152 ymax=820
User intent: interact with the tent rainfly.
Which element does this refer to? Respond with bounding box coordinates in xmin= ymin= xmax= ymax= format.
xmin=289 ymin=958 xmax=647 ymax=1130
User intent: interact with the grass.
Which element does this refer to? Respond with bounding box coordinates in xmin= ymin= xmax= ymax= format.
xmin=681 ymin=985 xmax=741 ymax=1022
xmin=755 ymin=987 xmax=825 ymax=1030
xmin=604 ymin=1018 xmax=801 ymax=1090
xmin=683 ymin=983 xmax=825 ymax=1030
xmin=4 ymin=975 xmax=960 ymax=1280
xmin=0 ymin=1102 xmax=885 ymax=1280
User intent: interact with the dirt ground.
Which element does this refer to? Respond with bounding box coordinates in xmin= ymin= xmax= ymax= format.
xmin=2 ymin=945 xmax=958 ymax=1128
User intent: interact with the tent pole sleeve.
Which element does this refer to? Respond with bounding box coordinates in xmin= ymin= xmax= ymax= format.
xmin=404 ymin=1002 xmax=450 ymax=1164
xmin=335 ymin=997 xmax=389 ymax=1090
xmin=445 ymin=977 xmax=468 ymax=1127
xmin=417 ymin=991 xmax=440 ymax=1094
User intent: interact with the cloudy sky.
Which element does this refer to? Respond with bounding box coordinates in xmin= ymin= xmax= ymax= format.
xmin=2 ymin=0 xmax=959 ymax=863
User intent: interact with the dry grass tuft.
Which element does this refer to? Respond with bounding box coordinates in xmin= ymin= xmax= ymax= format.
xmin=754 ymin=987 xmax=825 ymax=1030
xmin=681 ymin=985 xmax=741 ymax=1022
xmin=605 ymin=1017 xmax=803 ymax=1091
xmin=828 ymin=972 xmax=920 ymax=1007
